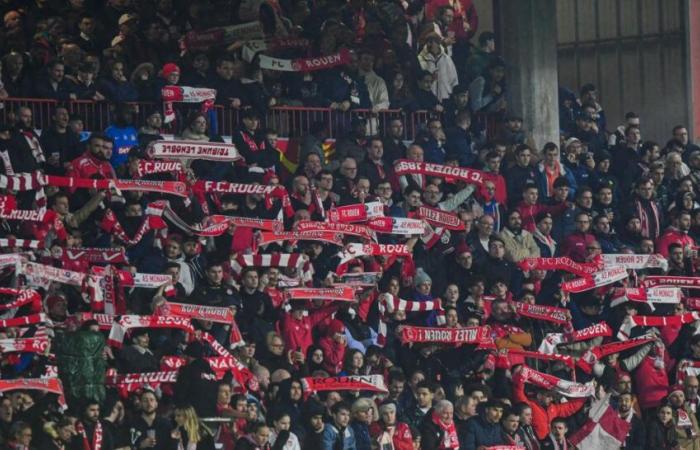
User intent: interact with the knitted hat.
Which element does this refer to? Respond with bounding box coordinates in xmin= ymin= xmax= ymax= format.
xmin=414 ymin=268 xmax=432 ymax=287
xmin=668 ymin=384 xmax=684 ymax=397
xmin=161 ymin=63 xmax=180 ymax=79
xmin=328 ymin=319 xmax=345 ymax=336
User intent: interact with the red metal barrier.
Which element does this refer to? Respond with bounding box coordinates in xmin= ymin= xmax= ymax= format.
xmin=0 ymin=98 xmax=495 ymax=141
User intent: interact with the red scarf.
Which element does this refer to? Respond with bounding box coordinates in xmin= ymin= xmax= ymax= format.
xmin=76 ymin=421 xmax=102 ymax=450
xmin=431 ymin=411 xmax=459 ymax=449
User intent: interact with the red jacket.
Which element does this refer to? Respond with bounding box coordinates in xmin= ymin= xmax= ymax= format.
xmin=280 ymin=305 xmax=338 ymax=356
xmin=318 ymin=335 xmax=346 ymax=375
xmin=516 ymin=201 xmax=568 ymax=233
xmin=633 ymin=354 xmax=670 ymax=410
xmin=69 ymin=151 xmax=116 ymax=180
xmin=560 ymin=232 xmax=596 ymax=262
xmin=369 ymin=421 xmax=413 ymax=450
xmin=655 ymin=227 xmax=695 ymax=257
xmin=512 ymin=375 xmax=585 ymax=440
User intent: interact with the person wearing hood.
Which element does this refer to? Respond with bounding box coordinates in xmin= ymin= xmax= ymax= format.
xmin=318 ymin=319 xmax=348 ymax=375
xmin=173 ymin=342 xmax=219 ymax=418
xmin=418 ymin=32 xmax=458 ymax=102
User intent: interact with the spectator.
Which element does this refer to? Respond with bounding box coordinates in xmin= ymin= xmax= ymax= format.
xmin=417 ymin=33 xmax=458 ymax=102
xmin=322 ymin=401 xmax=356 ymax=450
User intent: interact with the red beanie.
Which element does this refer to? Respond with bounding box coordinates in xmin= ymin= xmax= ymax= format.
xmin=328 ymin=319 xmax=345 ymax=336
xmin=161 ymin=63 xmax=180 ymax=79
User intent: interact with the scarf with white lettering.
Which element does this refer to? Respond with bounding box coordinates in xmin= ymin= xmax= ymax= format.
xmin=609 ymin=287 xmax=681 ymax=310
xmin=518 ymin=256 xmax=601 ymax=277
xmin=641 ymin=276 xmax=700 ymax=289
xmin=160 ymin=87 xmax=217 ymax=125
xmin=398 ymin=325 xmax=493 ymax=346
xmin=393 ymin=159 xmax=488 ymax=187
xmin=538 ymin=322 xmax=613 ymax=354
xmin=259 ymin=49 xmax=351 ymax=72
xmin=417 ymin=205 xmax=465 ymax=231
xmin=327 ymin=201 xmax=384 ymax=224
xmin=285 ymin=286 xmax=356 ymax=302
xmin=561 ymin=267 xmax=628 ymax=293
xmin=516 ymin=365 xmax=594 ymax=398
xmin=151 ymin=139 xmax=238 ymax=161
xmin=157 ymin=301 xmax=243 ymax=348
xmin=366 ymin=217 xmax=425 ymax=235
xmin=338 ymin=243 xmax=411 ymax=265
xmin=294 ymin=220 xmax=375 ymax=241
xmin=0 ymin=288 xmax=41 ymax=312
xmin=134 ymin=160 xmax=184 ymax=178
xmin=300 ymin=375 xmax=387 ymax=395
xmin=256 ymin=230 xmax=345 ymax=247
xmin=600 ymin=253 xmax=668 ymax=271
xmin=107 ymin=315 xmax=195 ymax=347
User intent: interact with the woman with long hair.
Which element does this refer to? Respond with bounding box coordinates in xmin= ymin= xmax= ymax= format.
xmin=645 ymin=404 xmax=677 ymax=449
xmin=340 ymin=349 xmax=365 ymax=376
xmin=170 ymin=405 xmax=215 ymax=450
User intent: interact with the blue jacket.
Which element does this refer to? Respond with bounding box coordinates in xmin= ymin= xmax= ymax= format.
xmin=350 ymin=421 xmax=371 ymax=450
xmin=322 ymin=423 xmax=357 ymax=450
xmin=105 ymin=124 xmax=138 ymax=168
xmin=461 ymin=415 xmax=505 ymax=450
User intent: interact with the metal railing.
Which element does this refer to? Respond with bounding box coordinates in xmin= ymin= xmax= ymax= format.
xmin=0 ymin=98 xmax=497 ymax=141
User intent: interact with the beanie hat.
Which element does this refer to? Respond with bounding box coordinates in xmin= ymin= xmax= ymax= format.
xmin=328 ymin=319 xmax=345 ymax=336
xmin=161 ymin=63 xmax=180 ymax=79
xmin=414 ymin=268 xmax=432 ymax=287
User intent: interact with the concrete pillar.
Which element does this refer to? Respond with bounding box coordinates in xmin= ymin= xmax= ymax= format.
xmin=685 ymin=0 xmax=700 ymax=141
xmin=497 ymin=0 xmax=560 ymax=150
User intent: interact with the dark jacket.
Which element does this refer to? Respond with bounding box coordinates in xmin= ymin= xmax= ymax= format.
xmin=173 ymin=358 xmax=219 ymax=417
xmin=461 ymin=415 xmax=505 ymax=450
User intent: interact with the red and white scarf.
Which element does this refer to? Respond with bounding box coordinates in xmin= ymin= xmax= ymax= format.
xmin=338 ymin=243 xmax=411 ymax=264
xmin=150 ymin=139 xmax=239 ymax=161
xmin=518 ymin=256 xmax=600 ymax=277
xmin=577 ymin=335 xmax=655 ymax=373
xmin=294 ymin=220 xmax=375 ymax=241
xmin=157 ymin=301 xmax=243 ymax=348
xmin=107 ymin=315 xmax=195 ymax=347
xmin=376 ymin=293 xmax=445 ymax=346
xmin=610 ymin=287 xmax=681 ymax=309
xmin=495 ymin=348 xmax=575 ymax=370
xmin=256 ymin=230 xmax=345 ymax=247
xmin=300 ymin=375 xmax=387 ymax=394
xmin=76 ymin=420 xmax=102 ymax=450
xmin=99 ymin=203 xmax=167 ymax=246
xmin=399 ymin=325 xmax=493 ymax=347
xmin=230 ymin=253 xmax=313 ymax=284
xmin=366 ymin=217 xmax=425 ymax=235
xmin=600 ymin=253 xmax=668 ymax=271
xmin=160 ymin=86 xmax=217 ymax=124
xmin=259 ymin=49 xmax=351 ymax=72
xmin=0 ymin=288 xmax=41 ymax=312
xmin=641 ymin=276 xmax=700 ymax=289
xmin=516 ymin=365 xmax=594 ymax=398
xmin=0 ymin=239 xmax=43 ymax=249
xmin=417 ymin=205 xmax=465 ymax=231
xmin=430 ymin=410 xmax=459 ymax=449
xmin=327 ymin=201 xmax=384 ymax=224
xmin=0 ymin=337 xmax=49 ymax=354
xmin=180 ymin=22 xmax=264 ymax=52
xmin=394 ymin=159 xmax=487 ymax=187
xmin=636 ymin=199 xmax=660 ymax=239
xmin=45 ymin=175 xmax=188 ymax=198
xmin=285 ymin=286 xmax=356 ymax=302
xmin=561 ymin=267 xmax=628 ymax=293
xmin=134 ymin=160 xmax=184 ymax=178
xmin=539 ymin=322 xmax=613 ymax=354
xmin=241 ymin=37 xmax=310 ymax=62
xmin=617 ymin=312 xmax=700 ymax=340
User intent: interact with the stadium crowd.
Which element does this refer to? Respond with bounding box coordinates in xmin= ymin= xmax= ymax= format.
xmin=0 ymin=0 xmax=700 ymax=450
